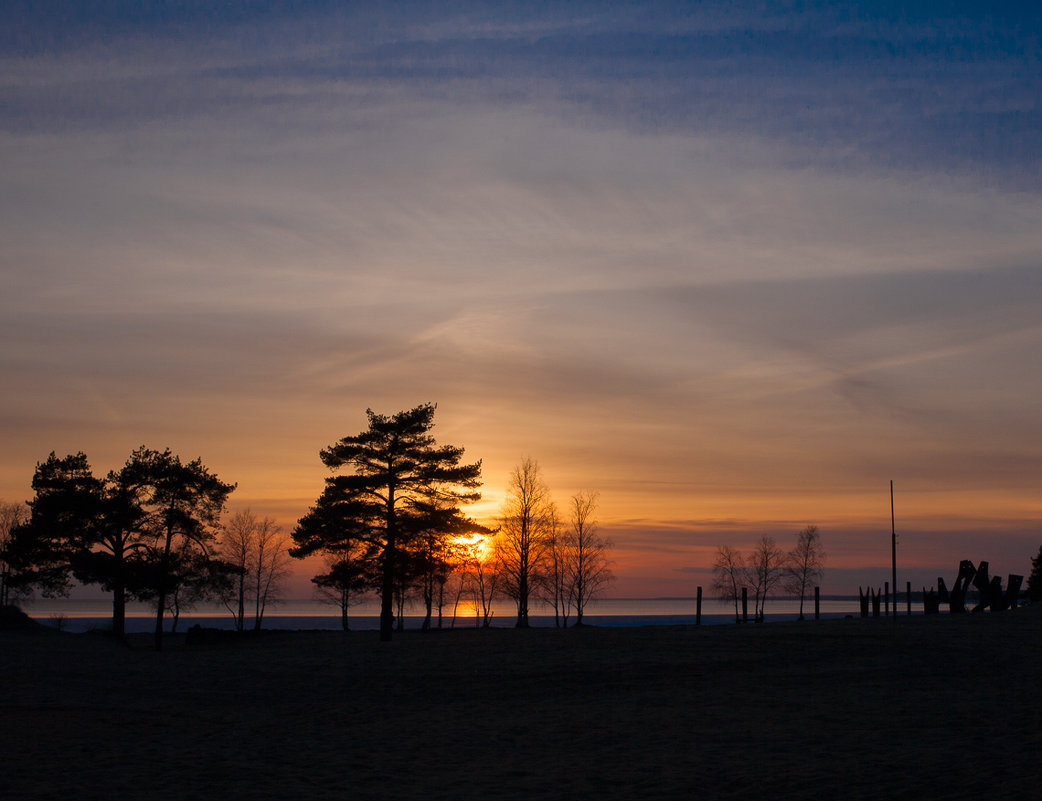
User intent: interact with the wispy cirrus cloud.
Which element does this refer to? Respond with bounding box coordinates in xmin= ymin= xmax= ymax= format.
xmin=2 ymin=2 xmax=1040 ymax=592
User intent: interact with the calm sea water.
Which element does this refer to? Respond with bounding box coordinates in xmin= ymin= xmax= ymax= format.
xmin=20 ymin=596 xmax=917 ymax=634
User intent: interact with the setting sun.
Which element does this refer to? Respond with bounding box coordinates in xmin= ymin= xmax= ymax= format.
xmin=454 ymin=533 xmax=494 ymax=563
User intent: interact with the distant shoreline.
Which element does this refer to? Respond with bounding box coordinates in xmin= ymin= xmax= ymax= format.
xmin=15 ymin=593 xmax=951 ymax=634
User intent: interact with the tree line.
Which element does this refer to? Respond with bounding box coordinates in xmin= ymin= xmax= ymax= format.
xmin=0 ymin=448 xmax=296 ymax=648
xmin=8 ymin=410 xmax=1042 ymax=646
xmin=713 ymin=526 xmax=826 ymax=622
xmin=1 ymin=403 xmax=615 ymax=644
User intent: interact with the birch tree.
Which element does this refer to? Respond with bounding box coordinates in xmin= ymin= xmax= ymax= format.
xmin=566 ymin=490 xmax=613 ymax=626
xmin=785 ymin=525 xmax=825 ymax=620
xmin=747 ymin=536 xmax=786 ymax=621
xmin=497 ymin=457 xmax=552 ymax=628
xmin=713 ymin=545 xmax=746 ymax=623
xmin=0 ymin=500 xmax=29 ymax=607
xmin=539 ymin=503 xmax=569 ymax=627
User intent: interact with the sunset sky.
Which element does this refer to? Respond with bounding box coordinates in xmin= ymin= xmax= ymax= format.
xmin=2 ymin=2 xmax=1040 ymax=598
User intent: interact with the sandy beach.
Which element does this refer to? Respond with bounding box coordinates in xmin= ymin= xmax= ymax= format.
xmin=3 ymin=609 xmax=1040 ymax=800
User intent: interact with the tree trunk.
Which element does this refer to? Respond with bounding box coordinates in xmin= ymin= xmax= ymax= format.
xmin=153 ymin=528 xmax=173 ymax=651
xmin=380 ymin=551 xmax=395 ymax=640
xmin=112 ymin=583 xmax=126 ymax=639
xmin=237 ymin=575 xmax=245 ymax=632
xmin=517 ymin=570 xmax=529 ymax=628
xmin=380 ymin=484 xmax=396 ymax=642
xmin=253 ymin=559 xmax=263 ymax=630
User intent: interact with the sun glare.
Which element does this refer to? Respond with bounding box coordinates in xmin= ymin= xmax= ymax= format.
xmin=454 ymin=533 xmax=493 ymax=561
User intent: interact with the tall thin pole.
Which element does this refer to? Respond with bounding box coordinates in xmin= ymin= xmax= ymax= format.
xmin=891 ymin=480 xmax=897 ymax=622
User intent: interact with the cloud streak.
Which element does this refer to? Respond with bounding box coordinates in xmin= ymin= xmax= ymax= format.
xmin=2 ymin=2 xmax=1040 ymax=593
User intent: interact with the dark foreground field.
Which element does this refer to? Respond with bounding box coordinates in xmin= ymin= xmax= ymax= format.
xmin=3 ymin=609 xmax=1041 ymax=801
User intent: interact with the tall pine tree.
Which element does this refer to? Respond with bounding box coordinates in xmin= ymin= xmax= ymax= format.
xmin=291 ymin=403 xmax=483 ymax=641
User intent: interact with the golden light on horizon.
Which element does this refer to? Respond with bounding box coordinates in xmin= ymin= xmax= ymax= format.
xmin=2 ymin=3 xmax=1040 ymax=602
xmin=454 ymin=532 xmax=494 ymax=562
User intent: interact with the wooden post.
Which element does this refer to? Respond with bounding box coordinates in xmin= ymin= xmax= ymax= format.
xmin=906 ymin=580 xmax=912 ymax=616
xmin=814 ymin=586 xmax=820 ymax=621
xmin=741 ymin=587 xmax=748 ymax=623
xmin=891 ymin=479 xmax=898 ymax=624
xmin=885 ymin=581 xmax=890 ymax=617
xmin=696 ymin=586 xmax=702 ymax=626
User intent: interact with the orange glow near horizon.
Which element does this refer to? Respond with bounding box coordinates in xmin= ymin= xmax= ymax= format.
xmin=5 ymin=434 xmax=1034 ymax=600
xmin=453 ymin=532 xmax=494 ymax=562
xmin=3 ymin=1 xmax=1042 ymax=605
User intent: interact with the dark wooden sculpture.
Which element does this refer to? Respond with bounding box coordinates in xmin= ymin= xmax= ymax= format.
xmin=932 ymin=560 xmax=1022 ymax=615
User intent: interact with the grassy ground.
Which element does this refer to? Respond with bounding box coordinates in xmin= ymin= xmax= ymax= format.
xmin=3 ymin=608 xmax=1040 ymax=800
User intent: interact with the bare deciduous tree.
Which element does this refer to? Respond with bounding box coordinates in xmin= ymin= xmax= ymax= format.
xmin=713 ymin=544 xmax=746 ymax=622
xmin=251 ymin=516 xmax=291 ymax=630
xmin=220 ymin=509 xmax=253 ymax=631
xmin=219 ymin=508 xmax=291 ymax=631
xmin=0 ymin=500 xmax=29 ymax=607
xmin=747 ymin=536 xmax=786 ymax=621
xmin=785 ymin=525 xmax=825 ymax=620
xmin=566 ymin=490 xmax=613 ymax=626
xmin=539 ymin=503 xmax=570 ymax=627
xmin=498 ymin=457 xmax=552 ymax=628
xmin=455 ymin=533 xmax=500 ymax=628
xmin=443 ymin=538 xmax=492 ymax=629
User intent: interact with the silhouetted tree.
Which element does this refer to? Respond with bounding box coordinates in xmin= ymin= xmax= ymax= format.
xmin=538 ymin=502 xmax=569 ymax=627
xmin=249 ymin=517 xmax=291 ymax=630
xmin=713 ymin=544 xmax=746 ymax=622
xmin=566 ymin=490 xmax=614 ymax=626
xmin=219 ymin=509 xmax=293 ymax=631
xmin=747 ymin=536 xmax=786 ymax=621
xmin=460 ymin=534 xmax=501 ymax=628
xmin=5 ymin=453 xmax=103 ymax=601
xmin=290 ymin=403 xmax=483 ymax=642
xmin=119 ymin=447 xmax=235 ymax=650
xmin=294 ymin=492 xmax=378 ymax=629
xmin=10 ymin=452 xmax=157 ymax=636
xmin=8 ymin=449 xmax=234 ymax=643
xmin=159 ymin=546 xmax=237 ymax=633
xmin=80 ymin=461 xmax=155 ymax=637
xmin=1027 ymin=545 xmax=1042 ymax=603
xmin=219 ymin=509 xmax=254 ymax=631
xmin=0 ymin=500 xmax=29 ymax=607
xmin=408 ymin=500 xmax=490 ymax=630
xmin=498 ymin=457 xmax=552 ymax=628
xmin=313 ymin=553 xmax=370 ymax=630
xmin=784 ymin=525 xmax=826 ymax=620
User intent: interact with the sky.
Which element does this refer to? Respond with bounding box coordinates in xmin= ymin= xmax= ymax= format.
xmin=2 ymin=1 xmax=1040 ymax=599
